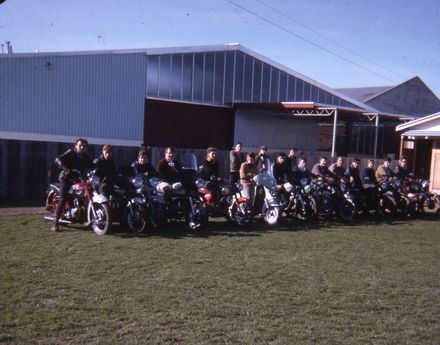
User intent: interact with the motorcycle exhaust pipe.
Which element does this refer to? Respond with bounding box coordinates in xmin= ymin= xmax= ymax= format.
xmin=43 ymin=215 xmax=72 ymax=224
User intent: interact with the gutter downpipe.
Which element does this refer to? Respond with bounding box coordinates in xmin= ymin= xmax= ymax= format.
xmin=373 ymin=114 xmax=379 ymax=158
xmin=331 ymin=109 xmax=338 ymax=158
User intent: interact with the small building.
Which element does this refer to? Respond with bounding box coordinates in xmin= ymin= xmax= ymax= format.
xmin=396 ymin=112 xmax=440 ymax=193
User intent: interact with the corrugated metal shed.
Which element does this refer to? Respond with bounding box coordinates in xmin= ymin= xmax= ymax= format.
xmin=234 ymin=108 xmax=319 ymax=151
xmin=0 ymin=52 xmax=146 ymax=145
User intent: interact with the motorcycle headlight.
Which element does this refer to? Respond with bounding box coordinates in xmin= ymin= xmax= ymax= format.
xmin=284 ymin=182 xmax=293 ymax=193
xmin=221 ymin=186 xmax=231 ymax=196
xmin=132 ymin=176 xmax=143 ymax=189
xmin=196 ymin=178 xmax=205 ymax=189
xmin=90 ymin=176 xmax=101 ymax=188
xmin=149 ymin=177 xmax=160 ymax=189
xmin=304 ymin=185 xmax=311 ymax=193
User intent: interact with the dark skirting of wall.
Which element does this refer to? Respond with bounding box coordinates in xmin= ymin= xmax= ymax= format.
xmin=0 ymin=139 xmax=140 ymax=206
xmin=0 ymin=139 xmax=232 ymax=206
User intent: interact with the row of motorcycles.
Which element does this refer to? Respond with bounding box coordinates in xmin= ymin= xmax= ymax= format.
xmin=44 ymin=153 xmax=440 ymax=235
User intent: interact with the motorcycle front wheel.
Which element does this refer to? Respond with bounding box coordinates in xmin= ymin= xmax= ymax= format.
xmin=377 ymin=195 xmax=397 ymax=217
xmin=187 ymin=198 xmax=209 ymax=230
xmin=338 ymin=199 xmax=356 ymax=222
xmin=313 ymin=193 xmax=334 ymax=221
xmin=421 ymin=194 xmax=440 ymax=215
xmin=127 ymin=204 xmax=147 ymax=233
xmin=88 ymin=202 xmax=111 ymax=235
xmin=264 ymin=205 xmax=280 ymax=225
xmin=231 ymin=200 xmax=253 ymax=227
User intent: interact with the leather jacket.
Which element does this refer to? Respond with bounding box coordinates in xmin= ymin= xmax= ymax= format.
xmin=55 ymin=148 xmax=93 ymax=181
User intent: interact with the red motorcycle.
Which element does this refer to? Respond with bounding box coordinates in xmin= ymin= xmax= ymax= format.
xmin=44 ymin=170 xmax=111 ymax=235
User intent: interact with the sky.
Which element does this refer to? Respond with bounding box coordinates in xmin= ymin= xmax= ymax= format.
xmin=1 ymin=0 xmax=440 ymax=97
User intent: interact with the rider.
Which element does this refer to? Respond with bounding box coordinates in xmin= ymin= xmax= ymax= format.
xmin=286 ymin=147 xmax=298 ymax=172
xmin=157 ymin=147 xmax=182 ymax=184
xmin=311 ymin=156 xmax=337 ymax=183
xmin=345 ymin=157 xmax=363 ymax=189
xmin=200 ymin=147 xmax=219 ymax=181
xmin=51 ymin=138 xmax=94 ymax=232
xmin=200 ymin=147 xmax=221 ymax=204
xmin=132 ymin=150 xmax=157 ymax=177
xmin=272 ymin=152 xmax=290 ymax=185
xmin=375 ymin=157 xmax=394 ymax=182
xmin=329 ymin=156 xmax=345 ymax=180
xmin=255 ymin=145 xmax=270 ymax=174
xmin=239 ymin=152 xmax=258 ymax=199
xmin=229 ymin=142 xmax=245 ymax=184
xmin=395 ymin=156 xmax=410 ymax=180
xmin=93 ymin=144 xmax=116 ymax=196
xmin=291 ymin=157 xmax=312 ymax=185
xmin=362 ymin=159 xmax=377 ymax=184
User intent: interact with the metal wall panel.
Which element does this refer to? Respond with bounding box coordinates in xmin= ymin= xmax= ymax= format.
xmin=0 ymin=52 xmax=146 ymax=142
xmin=234 ymin=109 xmax=319 ymax=151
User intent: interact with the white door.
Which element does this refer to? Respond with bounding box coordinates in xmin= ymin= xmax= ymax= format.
xmin=430 ymin=141 xmax=440 ymax=193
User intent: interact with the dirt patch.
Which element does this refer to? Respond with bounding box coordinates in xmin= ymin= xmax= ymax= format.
xmin=0 ymin=207 xmax=46 ymax=216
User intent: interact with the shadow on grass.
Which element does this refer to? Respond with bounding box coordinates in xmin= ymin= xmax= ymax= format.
xmin=102 ymin=212 xmax=435 ymax=240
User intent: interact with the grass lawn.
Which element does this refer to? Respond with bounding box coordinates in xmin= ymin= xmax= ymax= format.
xmin=0 ymin=215 xmax=439 ymax=345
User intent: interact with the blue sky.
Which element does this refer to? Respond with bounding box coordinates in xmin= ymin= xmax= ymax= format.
xmin=1 ymin=0 xmax=439 ymax=97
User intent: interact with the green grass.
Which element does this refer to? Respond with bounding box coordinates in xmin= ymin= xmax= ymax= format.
xmin=0 ymin=215 xmax=439 ymax=344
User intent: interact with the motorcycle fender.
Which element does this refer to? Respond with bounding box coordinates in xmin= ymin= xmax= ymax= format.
xmin=49 ymin=184 xmax=60 ymax=193
xmin=92 ymin=192 xmax=108 ymax=203
xmin=237 ymin=196 xmax=249 ymax=203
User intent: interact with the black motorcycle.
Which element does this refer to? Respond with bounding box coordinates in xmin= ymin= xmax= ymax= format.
xmin=156 ymin=153 xmax=209 ymax=230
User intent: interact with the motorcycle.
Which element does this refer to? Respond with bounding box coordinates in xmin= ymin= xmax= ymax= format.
xmin=157 ymin=153 xmax=209 ymax=230
xmin=403 ymin=178 xmax=440 ymax=216
xmin=280 ymin=177 xmax=317 ymax=221
xmin=44 ymin=170 xmax=111 ymax=235
xmin=108 ymin=174 xmax=167 ymax=233
xmin=240 ymin=173 xmax=281 ymax=226
xmin=364 ymin=177 xmax=398 ymax=217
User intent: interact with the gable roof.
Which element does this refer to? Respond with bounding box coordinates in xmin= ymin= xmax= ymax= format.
xmin=396 ymin=111 xmax=440 ymax=132
xmin=335 ymin=86 xmax=394 ymax=102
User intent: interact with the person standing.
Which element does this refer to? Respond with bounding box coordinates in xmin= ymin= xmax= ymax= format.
xmin=255 ymin=145 xmax=270 ymax=173
xmin=286 ymin=147 xmax=298 ymax=171
xmin=229 ymin=142 xmax=244 ymax=184
xmin=239 ymin=152 xmax=258 ymax=199
xmin=51 ymin=138 xmax=94 ymax=232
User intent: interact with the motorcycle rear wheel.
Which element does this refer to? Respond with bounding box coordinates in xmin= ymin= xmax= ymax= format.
xmin=88 ymin=202 xmax=111 ymax=235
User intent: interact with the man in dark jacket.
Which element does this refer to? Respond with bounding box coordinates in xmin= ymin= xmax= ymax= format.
xmin=345 ymin=157 xmax=363 ymax=189
xmin=157 ymin=147 xmax=182 ymax=184
xmin=272 ymin=152 xmax=290 ymax=185
xmin=200 ymin=147 xmax=219 ymax=181
xmin=255 ymin=145 xmax=270 ymax=173
xmin=93 ymin=144 xmax=116 ymax=196
xmin=132 ymin=150 xmax=157 ymax=177
xmin=229 ymin=142 xmax=244 ymax=183
xmin=51 ymin=138 xmax=94 ymax=232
